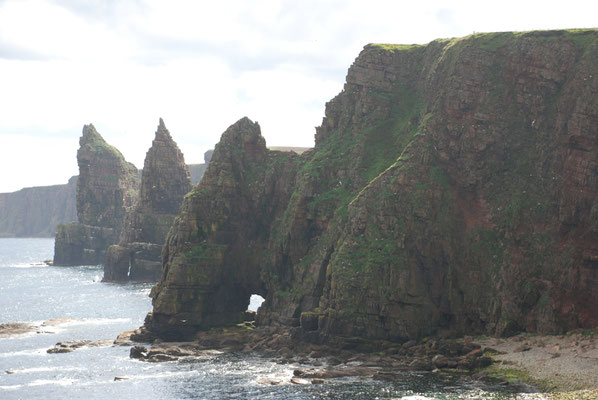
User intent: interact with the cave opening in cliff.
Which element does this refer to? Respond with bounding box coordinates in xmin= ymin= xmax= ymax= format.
xmin=247 ymin=294 xmax=265 ymax=312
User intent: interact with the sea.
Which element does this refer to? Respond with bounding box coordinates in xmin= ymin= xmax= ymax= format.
xmin=0 ymin=238 xmax=547 ymax=399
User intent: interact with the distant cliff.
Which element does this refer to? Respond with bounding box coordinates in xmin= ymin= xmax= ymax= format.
xmin=188 ymin=150 xmax=213 ymax=185
xmin=144 ymin=29 xmax=598 ymax=342
xmin=0 ymin=153 xmax=210 ymax=239
xmin=54 ymin=124 xmax=140 ymax=266
xmin=104 ymin=119 xmax=191 ymax=282
xmin=0 ymin=176 xmax=77 ymax=237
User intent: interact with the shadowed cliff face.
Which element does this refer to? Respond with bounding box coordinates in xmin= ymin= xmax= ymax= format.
xmin=146 ymin=117 xmax=299 ymax=339
xmin=103 ymin=119 xmax=192 ymax=282
xmin=145 ymin=30 xmax=598 ymax=342
xmin=53 ymin=125 xmax=140 ymax=266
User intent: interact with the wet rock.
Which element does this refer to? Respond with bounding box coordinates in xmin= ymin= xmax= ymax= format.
xmin=474 ymin=356 xmax=493 ymax=368
xmin=130 ymin=345 xmax=148 ymax=359
xmin=256 ymin=377 xmax=284 ymax=385
xmin=114 ymin=331 xmax=136 ymax=346
xmin=0 ymin=323 xmax=35 ymax=338
xmin=311 ymin=378 xmax=325 ymax=384
xmin=308 ymin=350 xmax=326 ymax=358
xmin=466 ymin=348 xmax=483 ymax=358
xmin=408 ymin=358 xmax=433 ymax=371
xmin=47 ymin=339 xmax=113 ymax=354
xmin=457 ymin=357 xmax=475 ymax=370
xmin=432 ymin=354 xmax=449 ymax=368
xmin=114 ymin=376 xmax=129 ymax=381
xmin=147 ymin=354 xmax=178 ymax=362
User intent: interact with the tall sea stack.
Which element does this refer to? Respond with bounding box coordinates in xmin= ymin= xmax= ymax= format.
xmin=53 ymin=124 xmax=139 ymax=266
xmin=103 ymin=119 xmax=191 ymax=282
xmin=142 ymin=29 xmax=598 ymax=342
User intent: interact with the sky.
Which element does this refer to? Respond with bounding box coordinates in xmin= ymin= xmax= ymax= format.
xmin=0 ymin=0 xmax=596 ymax=193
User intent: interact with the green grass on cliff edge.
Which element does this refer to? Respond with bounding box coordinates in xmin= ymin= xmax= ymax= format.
xmin=372 ymin=28 xmax=597 ymax=54
xmin=84 ymin=132 xmax=126 ymax=160
xmin=370 ymin=43 xmax=424 ymax=51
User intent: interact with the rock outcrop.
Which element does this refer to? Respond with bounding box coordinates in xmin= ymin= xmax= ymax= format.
xmin=53 ymin=125 xmax=139 ymax=266
xmin=0 ymin=176 xmax=77 ymax=237
xmin=143 ymin=30 xmax=598 ymax=343
xmin=145 ymin=117 xmax=299 ymax=339
xmin=103 ymin=119 xmax=191 ymax=282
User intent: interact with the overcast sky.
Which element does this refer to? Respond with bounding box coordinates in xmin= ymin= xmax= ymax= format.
xmin=1 ymin=0 xmax=596 ymax=193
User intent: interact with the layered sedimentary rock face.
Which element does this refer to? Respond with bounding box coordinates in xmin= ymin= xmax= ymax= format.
xmin=146 ymin=117 xmax=299 ymax=339
xmin=54 ymin=125 xmax=139 ymax=266
xmin=138 ymin=119 xmax=191 ymax=219
xmin=75 ymin=124 xmax=139 ymax=227
xmin=103 ymin=119 xmax=192 ymax=282
xmin=144 ymin=30 xmax=598 ymax=342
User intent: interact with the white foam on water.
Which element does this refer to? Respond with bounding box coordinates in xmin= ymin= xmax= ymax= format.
xmin=49 ymin=317 xmax=132 ymax=327
xmin=130 ymin=370 xmax=194 ymax=380
xmin=0 ymin=347 xmax=48 ymax=358
xmin=28 ymin=378 xmax=78 ymax=387
xmin=10 ymin=366 xmax=85 ymax=374
xmin=7 ymin=262 xmax=49 ymax=269
xmin=0 ymin=384 xmax=23 ymax=391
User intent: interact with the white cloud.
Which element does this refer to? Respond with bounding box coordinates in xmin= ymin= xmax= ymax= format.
xmin=1 ymin=0 xmax=597 ymax=192
xmin=0 ymin=134 xmax=77 ymax=193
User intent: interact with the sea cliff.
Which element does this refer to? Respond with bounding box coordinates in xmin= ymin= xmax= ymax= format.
xmin=0 ymin=176 xmax=77 ymax=237
xmin=143 ymin=29 xmax=598 ymax=343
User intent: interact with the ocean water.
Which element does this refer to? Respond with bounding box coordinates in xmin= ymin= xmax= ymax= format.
xmin=0 ymin=238 xmax=544 ymax=399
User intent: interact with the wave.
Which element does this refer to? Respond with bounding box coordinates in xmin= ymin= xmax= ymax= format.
xmin=0 ymin=317 xmax=133 ymax=339
xmin=59 ymin=317 xmax=132 ymax=326
xmin=6 ymin=366 xmax=85 ymax=374
xmin=0 ymin=384 xmax=23 ymax=391
xmin=1 ymin=262 xmax=49 ymax=269
xmin=0 ymin=348 xmax=48 ymax=358
xmin=28 ymin=378 xmax=78 ymax=387
xmin=130 ymin=370 xmax=195 ymax=380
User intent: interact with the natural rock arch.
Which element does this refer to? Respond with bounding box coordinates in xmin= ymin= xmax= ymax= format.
xmin=145 ymin=118 xmax=299 ymax=340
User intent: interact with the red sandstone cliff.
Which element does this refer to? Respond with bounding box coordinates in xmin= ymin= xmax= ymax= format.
xmin=143 ymin=30 xmax=598 ymax=342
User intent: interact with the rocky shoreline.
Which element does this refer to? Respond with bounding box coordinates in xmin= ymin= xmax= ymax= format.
xmin=5 ymin=317 xmax=597 ymax=397
xmin=0 ymin=318 xmax=86 ymax=338
xmin=118 ymin=325 xmax=598 ymax=397
xmin=116 ymin=325 xmax=538 ymax=390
